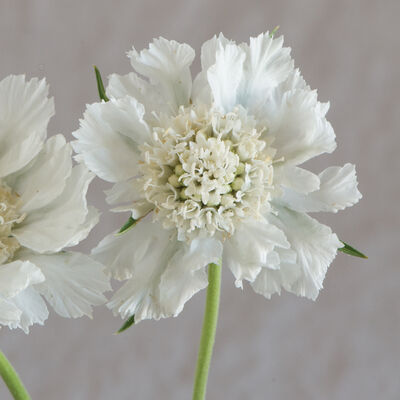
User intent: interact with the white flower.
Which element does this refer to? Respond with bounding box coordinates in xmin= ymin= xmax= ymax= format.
xmin=73 ymin=33 xmax=361 ymax=323
xmin=0 ymin=75 xmax=111 ymax=332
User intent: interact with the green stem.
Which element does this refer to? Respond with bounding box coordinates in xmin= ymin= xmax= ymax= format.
xmin=0 ymin=350 xmax=30 ymax=400
xmin=192 ymin=262 xmax=221 ymax=400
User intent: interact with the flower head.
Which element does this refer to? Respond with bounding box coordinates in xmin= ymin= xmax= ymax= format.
xmin=73 ymin=33 xmax=361 ymax=323
xmin=0 ymin=75 xmax=110 ymax=332
xmin=139 ymin=104 xmax=274 ymax=240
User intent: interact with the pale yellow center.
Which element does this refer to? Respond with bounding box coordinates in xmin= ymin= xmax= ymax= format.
xmin=0 ymin=181 xmax=24 ymax=264
xmin=139 ymin=104 xmax=275 ymax=240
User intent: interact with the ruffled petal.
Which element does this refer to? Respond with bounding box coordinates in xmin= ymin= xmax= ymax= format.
xmin=0 ymin=260 xmax=44 ymax=298
xmin=95 ymin=218 xmax=221 ymax=322
xmin=237 ymin=33 xmax=293 ymax=112
xmin=100 ymin=96 xmax=151 ymax=145
xmin=0 ymin=75 xmax=54 ymax=177
xmin=158 ymin=237 xmax=222 ymax=318
xmin=128 ymin=37 xmax=195 ymax=110
xmin=223 ymin=217 xmax=289 ymax=288
xmin=207 ymin=43 xmax=245 ymax=113
xmin=72 ymin=101 xmax=142 ymax=182
xmin=263 ymin=86 xmax=336 ymax=166
xmin=271 ymin=207 xmax=342 ymax=300
xmin=106 ymin=72 xmax=170 ymax=117
xmin=92 ymin=219 xmax=155 ymax=281
xmin=13 ymin=164 xmax=97 ymax=253
xmin=5 ymin=135 xmax=72 ymax=213
xmin=7 ymin=287 xmax=49 ymax=333
xmin=279 ymin=163 xmax=362 ymax=213
xmin=105 ymin=179 xmax=142 ymax=207
xmin=105 ymin=179 xmax=153 ymax=218
xmin=251 ymin=247 xmax=299 ymax=298
xmin=192 ymin=33 xmax=232 ymax=105
xmin=0 ymin=299 xmax=21 ymax=326
xmin=19 ymin=251 xmax=110 ymax=319
xmin=274 ymin=165 xmax=320 ymax=194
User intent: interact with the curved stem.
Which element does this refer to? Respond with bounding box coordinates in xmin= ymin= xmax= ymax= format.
xmin=0 ymin=350 xmax=30 ymax=400
xmin=192 ymin=262 xmax=221 ymax=400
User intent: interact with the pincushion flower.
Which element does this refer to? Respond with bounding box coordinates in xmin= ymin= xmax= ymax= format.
xmin=73 ymin=32 xmax=362 ymax=324
xmin=0 ymin=75 xmax=110 ymax=333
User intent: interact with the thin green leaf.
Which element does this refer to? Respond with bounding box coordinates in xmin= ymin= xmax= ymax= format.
xmin=270 ymin=25 xmax=280 ymax=37
xmin=117 ymin=217 xmax=137 ymax=235
xmin=94 ymin=66 xmax=109 ymax=102
xmin=116 ymin=315 xmax=135 ymax=334
xmin=338 ymin=241 xmax=367 ymax=259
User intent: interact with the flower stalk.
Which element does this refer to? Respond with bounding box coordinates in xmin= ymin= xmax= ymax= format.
xmin=192 ymin=262 xmax=221 ymax=400
xmin=0 ymin=350 xmax=30 ymax=400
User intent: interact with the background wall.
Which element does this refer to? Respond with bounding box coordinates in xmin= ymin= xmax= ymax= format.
xmin=0 ymin=1 xmax=399 ymax=399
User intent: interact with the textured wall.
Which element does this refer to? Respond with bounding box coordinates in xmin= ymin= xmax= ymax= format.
xmin=0 ymin=1 xmax=399 ymax=399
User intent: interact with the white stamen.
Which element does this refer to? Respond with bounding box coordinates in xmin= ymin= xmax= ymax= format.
xmin=139 ymin=104 xmax=274 ymax=240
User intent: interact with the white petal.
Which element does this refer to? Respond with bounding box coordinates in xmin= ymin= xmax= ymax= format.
xmin=251 ymin=247 xmax=299 ymax=298
xmin=201 ymin=33 xmax=233 ymax=71
xmin=20 ymin=251 xmax=110 ymax=319
xmin=105 ymin=179 xmax=142 ymax=207
xmin=207 ymin=43 xmax=245 ymax=113
xmin=0 ymin=75 xmax=54 ymax=177
xmin=128 ymin=37 xmax=195 ymax=110
xmin=92 ymin=219 xmax=154 ymax=281
xmin=278 ymin=68 xmax=308 ymax=92
xmin=237 ymin=33 xmax=293 ymax=111
xmin=5 ymin=135 xmax=72 ymax=213
xmin=7 ymin=287 xmax=48 ymax=333
xmin=0 ymin=299 xmax=21 ymax=326
xmin=105 ymin=180 xmax=153 ymax=218
xmin=63 ymin=205 xmax=100 ymax=247
xmin=127 ymin=201 xmax=154 ymax=219
xmin=13 ymin=165 xmax=97 ymax=253
xmin=106 ymin=72 xmax=170 ymax=117
xmin=0 ymin=260 xmax=44 ymax=298
xmin=192 ymin=33 xmax=232 ymax=105
xmin=158 ymin=237 xmax=222 ymax=318
xmin=100 ymin=96 xmax=151 ymax=145
xmin=265 ymin=88 xmax=336 ymax=165
xmin=274 ymin=165 xmax=320 ymax=194
xmin=272 ymin=207 xmax=342 ymax=300
xmin=72 ymin=102 xmax=141 ymax=182
xmin=98 ymin=218 xmax=221 ymax=322
xmin=279 ymin=164 xmax=362 ymax=213
xmin=223 ymin=218 xmax=289 ymax=288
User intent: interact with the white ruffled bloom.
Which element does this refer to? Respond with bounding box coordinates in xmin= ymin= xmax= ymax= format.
xmin=0 ymin=75 xmax=110 ymax=332
xmin=73 ymin=33 xmax=361 ymax=323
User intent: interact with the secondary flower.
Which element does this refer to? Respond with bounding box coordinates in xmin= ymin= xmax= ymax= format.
xmin=73 ymin=33 xmax=361 ymax=323
xmin=0 ymin=75 xmax=110 ymax=333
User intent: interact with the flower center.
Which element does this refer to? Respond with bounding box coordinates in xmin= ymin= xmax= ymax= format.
xmin=0 ymin=180 xmax=24 ymax=264
xmin=139 ymin=105 xmax=275 ymax=240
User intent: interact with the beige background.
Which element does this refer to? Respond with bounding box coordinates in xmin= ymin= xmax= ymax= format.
xmin=0 ymin=0 xmax=399 ymax=399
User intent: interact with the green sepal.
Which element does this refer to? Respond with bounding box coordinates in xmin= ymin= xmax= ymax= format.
xmin=94 ymin=66 xmax=109 ymax=102
xmin=270 ymin=26 xmax=280 ymax=37
xmin=117 ymin=217 xmax=137 ymax=235
xmin=338 ymin=241 xmax=367 ymax=259
xmin=116 ymin=315 xmax=135 ymax=334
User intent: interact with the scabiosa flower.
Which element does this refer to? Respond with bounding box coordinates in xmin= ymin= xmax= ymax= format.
xmin=0 ymin=75 xmax=110 ymax=333
xmin=73 ymin=32 xmax=361 ymax=323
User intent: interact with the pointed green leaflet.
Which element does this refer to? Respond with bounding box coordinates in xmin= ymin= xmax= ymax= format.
xmin=338 ymin=241 xmax=367 ymax=259
xmin=116 ymin=315 xmax=135 ymax=334
xmin=94 ymin=66 xmax=109 ymax=102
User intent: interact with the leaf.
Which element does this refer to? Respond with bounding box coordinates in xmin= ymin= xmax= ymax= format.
xmin=270 ymin=26 xmax=280 ymax=37
xmin=116 ymin=315 xmax=135 ymax=334
xmin=117 ymin=217 xmax=137 ymax=235
xmin=338 ymin=241 xmax=367 ymax=259
xmin=94 ymin=66 xmax=109 ymax=102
